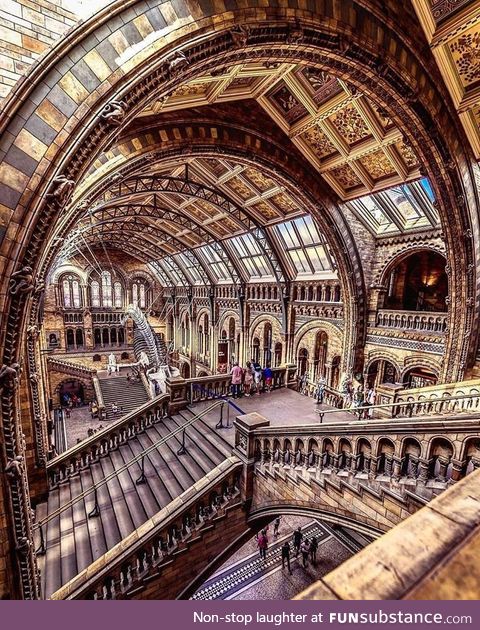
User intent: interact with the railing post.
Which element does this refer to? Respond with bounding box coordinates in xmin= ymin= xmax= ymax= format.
xmin=233 ymin=413 xmax=270 ymax=507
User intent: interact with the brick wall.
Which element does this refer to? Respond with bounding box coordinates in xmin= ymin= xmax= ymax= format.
xmin=0 ymin=0 xmax=77 ymax=100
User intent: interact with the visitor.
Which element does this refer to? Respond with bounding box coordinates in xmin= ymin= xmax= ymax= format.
xmin=310 ymin=536 xmax=318 ymax=565
xmin=353 ymin=385 xmax=364 ymax=416
xmin=365 ymin=386 xmax=376 ymax=418
xmin=300 ymin=372 xmax=309 ymax=396
xmin=243 ymin=362 xmax=253 ymax=397
xmin=315 ymin=375 xmax=326 ymax=404
xmin=300 ymin=538 xmax=310 ymax=567
xmin=253 ymin=362 xmax=263 ymax=395
xmin=65 ymin=407 xmax=71 ymax=419
xmin=273 ymin=516 xmax=281 ymax=537
xmin=257 ymin=529 xmax=268 ymax=560
xmin=126 ymin=373 xmax=131 ymax=383
xmin=230 ymin=361 xmax=243 ymax=399
xmin=264 ymin=364 xmax=273 ymax=392
xmin=111 ymin=403 xmax=118 ymax=419
xmin=281 ymin=541 xmax=292 ymax=574
xmin=293 ymin=526 xmax=303 ymax=557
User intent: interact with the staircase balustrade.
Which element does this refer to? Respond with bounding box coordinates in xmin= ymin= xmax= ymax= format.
xmin=47 ymin=357 xmax=96 ymax=376
xmin=49 ymin=457 xmax=243 ymax=600
xmin=46 ymin=394 xmax=170 ymax=488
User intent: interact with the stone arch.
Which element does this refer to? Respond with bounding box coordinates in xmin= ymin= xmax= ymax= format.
xmin=375 ymin=245 xmax=447 ymax=289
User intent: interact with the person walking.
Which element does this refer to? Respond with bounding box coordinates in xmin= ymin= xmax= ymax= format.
xmin=65 ymin=406 xmax=71 ymax=420
xmin=365 ymin=386 xmax=376 ymax=418
xmin=310 ymin=536 xmax=318 ymax=566
xmin=273 ymin=516 xmax=281 ymax=537
xmin=257 ymin=529 xmax=268 ymax=560
xmin=230 ymin=361 xmax=243 ymax=399
xmin=293 ymin=526 xmax=303 ymax=557
xmin=281 ymin=541 xmax=292 ymax=574
xmin=300 ymin=539 xmax=310 ymax=567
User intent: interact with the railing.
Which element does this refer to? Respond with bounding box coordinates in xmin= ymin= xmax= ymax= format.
xmin=92 ymin=376 xmax=106 ymax=420
xmin=397 ymin=378 xmax=480 ymax=402
xmin=47 ymin=357 xmax=95 ymax=376
xmin=315 ymin=391 xmax=480 ymax=422
xmin=46 ymin=393 xmax=170 ymax=487
xmin=245 ymin=414 xmax=480 ymax=488
xmin=375 ymin=309 xmax=447 ymax=333
xmin=52 ymin=409 xmax=67 ymax=456
xmin=36 ymin=399 xmax=227 ymax=558
xmin=186 ymin=374 xmax=232 ymax=403
xmin=49 ymin=456 xmax=242 ymax=600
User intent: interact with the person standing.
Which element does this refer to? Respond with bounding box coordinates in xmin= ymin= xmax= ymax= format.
xmin=315 ymin=375 xmax=326 ymax=404
xmin=310 ymin=536 xmax=318 ymax=565
xmin=257 ymin=529 xmax=268 ymax=560
xmin=243 ymin=362 xmax=253 ymax=397
xmin=253 ymin=362 xmax=263 ymax=395
xmin=300 ymin=539 xmax=310 ymax=567
xmin=281 ymin=541 xmax=292 ymax=574
xmin=230 ymin=361 xmax=243 ymax=399
xmin=273 ymin=516 xmax=281 ymax=537
xmin=293 ymin=526 xmax=303 ymax=557
xmin=365 ymin=386 xmax=376 ymax=418
xmin=263 ymin=364 xmax=273 ymax=392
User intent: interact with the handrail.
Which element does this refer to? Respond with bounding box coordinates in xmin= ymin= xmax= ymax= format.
xmin=315 ymin=391 xmax=480 ymax=421
xmin=46 ymin=393 xmax=170 ymax=470
xmin=35 ymin=399 xmax=226 ymax=532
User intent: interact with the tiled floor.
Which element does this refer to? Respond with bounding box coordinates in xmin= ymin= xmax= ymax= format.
xmin=63 ymin=406 xmax=107 ymax=449
xmin=192 ymin=515 xmax=370 ymax=600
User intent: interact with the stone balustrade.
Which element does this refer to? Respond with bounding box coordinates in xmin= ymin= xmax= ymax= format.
xmin=46 ymin=394 xmax=170 ymax=488
xmin=237 ymin=414 xmax=480 ymax=493
xmin=50 ymin=457 xmax=243 ymax=600
xmin=376 ymin=309 xmax=447 ymax=333
xmin=47 ymin=357 xmax=96 ymax=377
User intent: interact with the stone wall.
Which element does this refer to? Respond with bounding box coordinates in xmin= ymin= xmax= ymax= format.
xmin=295 ymin=467 xmax=480 ymax=600
xmin=0 ymin=0 xmax=76 ymax=100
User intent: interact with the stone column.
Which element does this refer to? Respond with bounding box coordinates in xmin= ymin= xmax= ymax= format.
xmin=234 ymin=413 xmax=270 ymax=506
xmin=392 ymin=457 xmax=402 ymax=480
xmin=417 ymin=459 xmax=430 ymax=483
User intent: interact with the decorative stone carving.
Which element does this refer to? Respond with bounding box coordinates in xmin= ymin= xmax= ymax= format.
xmin=230 ymin=25 xmax=249 ymax=47
xmin=27 ymin=325 xmax=39 ymax=339
xmin=287 ymin=25 xmax=304 ymax=45
xmin=9 ymin=266 xmax=35 ymax=295
xmin=100 ymin=99 xmax=127 ymax=125
xmin=167 ymin=52 xmax=189 ymax=78
xmin=47 ymin=175 xmax=75 ymax=205
xmin=0 ymin=363 xmax=22 ymax=390
xmin=5 ymin=456 xmax=23 ymax=483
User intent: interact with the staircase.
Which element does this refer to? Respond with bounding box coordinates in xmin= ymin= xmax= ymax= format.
xmin=35 ymin=407 xmax=234 ymax=599
xmin=97 ymin=375 xmax=149 ymax=420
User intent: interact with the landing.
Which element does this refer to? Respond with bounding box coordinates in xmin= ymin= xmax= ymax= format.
xmin=189 ymin=388 xmax=350 ymax=447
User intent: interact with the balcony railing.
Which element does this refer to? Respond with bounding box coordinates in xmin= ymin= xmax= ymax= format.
xmin=376 ymin=309 xmax=447 ymax=333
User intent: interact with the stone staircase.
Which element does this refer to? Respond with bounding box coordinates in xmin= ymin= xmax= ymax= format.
xmin=35 ymin=408 xmax=234 ymax=599
xmin=97 ymin=375 xmax=149 ymax=420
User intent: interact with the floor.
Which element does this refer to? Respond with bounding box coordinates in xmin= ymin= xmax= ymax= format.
xmin=191 ymin=515 xmax=371 ymax=600
xmin=63 ymin=406 xmax=107 ymax=449
xmin=189 ymin=388 xmax=352 ymax=448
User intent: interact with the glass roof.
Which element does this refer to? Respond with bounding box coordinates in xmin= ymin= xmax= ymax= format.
xmin=274 ymin=216 xmax=336 ymax=278
xmin=195 ymin=244 xmax=233 ymax=283
xmin=227 ymin=233 xmax=273 ymax=280
xmin=344 ymin=178 xmax=439 ymax=235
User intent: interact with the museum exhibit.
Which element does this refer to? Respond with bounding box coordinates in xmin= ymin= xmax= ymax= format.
xmin=0 ymin=0 xmax=480 ymax=601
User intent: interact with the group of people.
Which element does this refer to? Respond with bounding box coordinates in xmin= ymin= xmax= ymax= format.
xmin=299 ymin=372 xmax=377 ymax=418
xmin=256 ymin=519 xmax=319 ymax=575
xmin=230 ymin=360 xmax=274 ymax=399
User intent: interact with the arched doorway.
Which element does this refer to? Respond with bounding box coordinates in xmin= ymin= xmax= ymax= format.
xmin=58 ymin=380 xmax=85 ymax=407
xmin=384 ymin=251 xmax=448 ymax=312
xmin=403 ymin=367 xmax=438 ymax=389
xmin=297 ymin=348 xmax=309 ymax=377
xmin=367 ymin=360 xmax=399 ymax=387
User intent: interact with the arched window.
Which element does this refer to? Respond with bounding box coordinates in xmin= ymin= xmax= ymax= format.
xmin=263 ymin=322 xmax=272 ymax=366
xmin=114 ymin=282 xmax=122 ymax=308
xmin=132 ymin=279 xmax=148 ymax=308
xmin=63 ymin=279 xmax=71 ymax=308
xmin=139 ymin=284 xmax=146 ymax=308
xmin=274 ymin=342 xmax=282 ymax=367
xmin=314 ymin=331 xmax=328 ymax=379
xmin=91 ymin=280 xmax=100 ymax=307
xmin=61 ymin=274 xmax=82 ymax=308
xmin=101 ymin=271 xmax=112 ymax=307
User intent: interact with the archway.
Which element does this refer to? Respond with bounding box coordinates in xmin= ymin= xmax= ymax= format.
xmin=367 ymin=359 xmax=399 ymax=388
xmin=384 ymin=251 xmax=448 ymax=312
xmin=403 ymin=367 xmax=438 ymax=389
